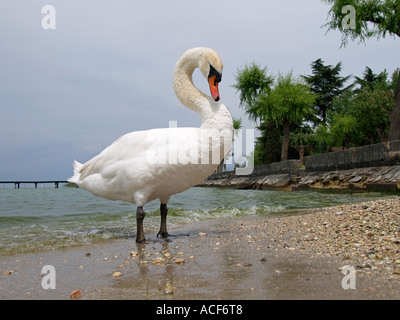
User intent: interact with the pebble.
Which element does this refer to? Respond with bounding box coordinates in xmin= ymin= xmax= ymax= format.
xmin=198 ymin=232 xmax=207 ymax=237
xmin=165 ymin=282 xmax=175 ymax=294
xmin=174 ymin=258 xmax=185 ymax=264
xmin=69 ymin=289 xmax=83 ymax=299
xmin=260 ymin=198 xmax=400 ymax=281
xmin=153 ymin=257 xmax=165 ymax=264
xmin=112 ymin=271 xmax=122 ymax=277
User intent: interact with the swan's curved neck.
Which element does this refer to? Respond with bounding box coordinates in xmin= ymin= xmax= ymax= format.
xmin=173 ymin=54 xmax=214 ymax=122
xmin=173 ymin=49 xmax=233 ymax=136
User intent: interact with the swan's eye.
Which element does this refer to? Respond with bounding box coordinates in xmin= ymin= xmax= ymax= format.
xmin=208 ymin=65 xmax=222 ymax=83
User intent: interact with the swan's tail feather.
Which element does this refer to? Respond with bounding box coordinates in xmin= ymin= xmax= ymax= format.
xmin=68 ymin=160 xmax=83 ymax=184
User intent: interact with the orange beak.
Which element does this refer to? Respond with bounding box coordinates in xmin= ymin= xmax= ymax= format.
xmin=208 ymin=76 xmax=220 ymax=102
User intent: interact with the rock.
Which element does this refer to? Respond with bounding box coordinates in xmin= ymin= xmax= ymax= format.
xmin=153 ymin=257 xmax=165 ymax=264
xmin=165 ymin=282 xmax=175 ymax=294
xmin=112 ymin=271 xmax=122 ymax=277
xmin=198 ymin=232 xmax=207 ymax=237
xmin=174 ymin=258 xmax=185 ymax=264
xmin=69 ymin=289 xmax=83 ymax=299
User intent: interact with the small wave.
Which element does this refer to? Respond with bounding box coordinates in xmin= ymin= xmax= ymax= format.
xmin=0 ymin=187 xmax=393 ymax=256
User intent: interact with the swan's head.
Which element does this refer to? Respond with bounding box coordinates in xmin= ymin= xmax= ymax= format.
xmin=198 ymin=48 xmax=223 ymax=102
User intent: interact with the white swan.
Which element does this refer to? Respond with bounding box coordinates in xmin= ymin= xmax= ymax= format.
xmin=68 ymin=47 xmax=233 ymax=243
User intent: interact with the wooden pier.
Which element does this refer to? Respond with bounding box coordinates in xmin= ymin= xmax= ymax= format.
xmin=0 ymin=181 xmax=70 ymax=189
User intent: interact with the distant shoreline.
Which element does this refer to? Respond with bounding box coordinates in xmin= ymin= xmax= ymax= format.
xmin=0 ymin=181 xmax=72 ymax=189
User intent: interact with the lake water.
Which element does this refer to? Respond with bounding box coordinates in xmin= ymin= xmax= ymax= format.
xmin=0 ymin=185 xmax=395 ymax=256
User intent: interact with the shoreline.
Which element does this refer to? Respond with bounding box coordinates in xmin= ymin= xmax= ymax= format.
xmin=1 ymin=197 xmax=400 ymax=300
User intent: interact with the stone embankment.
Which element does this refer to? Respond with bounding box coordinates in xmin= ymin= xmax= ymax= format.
xmin=199 ymin=141 xmax=400 ymax=191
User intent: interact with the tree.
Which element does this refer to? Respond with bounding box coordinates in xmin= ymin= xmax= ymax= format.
xmin=349 ymin=67 xmax=395 ymax=143
xmin=290 ymin=126 xmax=317 ymax=165
xmin=323 ymin=0 xmax=400 ymax=44
xmin=250 ymin=72 xmax=316 ymax=161
xmin=232 ymin=62 xmax=274 ymax=120
xmin=302 ymin=58 xmax=352 ymax=125
xmin=322 ymin=0 xmax=400 ymax=140
xmin=330 ymin=114 xmax=359 ymax=149
xmin=253 ymin=121 xmax=281 ymax=165
xmin=323 ymin=67 xmax=397 ymax=147
xmin=350 ymin=90 xmax=392 ymax=143
xmin=233 ymin=63 xmax=281 ymax=165
xmin=353 ymin=66 xmax=389 ymax=93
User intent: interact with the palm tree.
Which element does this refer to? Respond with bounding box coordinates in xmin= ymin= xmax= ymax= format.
xmin=251 ymin=72 xmax=316 ymax=161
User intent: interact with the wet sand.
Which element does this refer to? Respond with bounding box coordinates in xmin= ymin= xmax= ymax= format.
xmin=1 ymin=198 xmax=400 ymax=300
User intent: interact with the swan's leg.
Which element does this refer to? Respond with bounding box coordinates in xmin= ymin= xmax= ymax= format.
xmin=157 ymin=203 xmax=169 ymax=239
xmin=136 ymin=206 xmax=146 ymax=243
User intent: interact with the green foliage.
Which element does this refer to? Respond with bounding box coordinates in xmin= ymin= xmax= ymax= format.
xmin=330 ymin=113 xmax=359 ymax=149
xmin=391 ymin=68 xmax=400 ymax=91
xmin=253 ymin=72 xmax=316 ymax=126
xmin=233 ymin=58 xmax=397 ymax=163
xmin=319 ymin=66 xmax=397 ymax=150
xmin=232 ymin=63 xmax=274 ymax=121
xmin=348 ymin=89 xmax=393 ymax=143
xmin=250 ymin=72 xmax=316 ymax=161
xmin=254 ymin=121 xmax=281 ymax=165
xmin=302 ymin=58 xmax=352 ymax=124
xmin=233 ymin=118 xmax=243 ymax=130
xmin=353 ymin=66 xmax=390 ymax=92
xmin=323 ymin=0 xmax=400 ymax=47
xmin=233 ymin=65 xmax=316 ymax=163
xmin=290 ymin=126 xmax=317 ymax=148
xmin=232 ymin=118 xmax=243 ymax=139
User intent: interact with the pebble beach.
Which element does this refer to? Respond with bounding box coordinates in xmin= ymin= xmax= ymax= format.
xmin=1 ymin=196 xmax=400 ymax=300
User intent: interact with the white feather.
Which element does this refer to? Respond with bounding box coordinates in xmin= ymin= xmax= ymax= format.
xmin=68 ymin=47 xmax=233 ymax=207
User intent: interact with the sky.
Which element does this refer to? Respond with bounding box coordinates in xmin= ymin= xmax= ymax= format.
xmin=0 ymin=0 xmax=398 ymax=180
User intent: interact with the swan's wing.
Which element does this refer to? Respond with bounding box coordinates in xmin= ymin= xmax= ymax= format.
xmin=76 ymin=127 xmax=203 ymax=180
xmin=77 ymin=129 xmax=161 ymax=181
